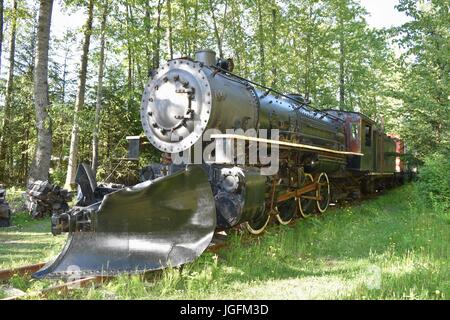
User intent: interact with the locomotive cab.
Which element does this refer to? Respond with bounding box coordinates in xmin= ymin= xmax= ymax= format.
xmin=324 ymin=110 xmax=400 ymax=175
xmin=324 ymin=111 xmax=368 ymax=171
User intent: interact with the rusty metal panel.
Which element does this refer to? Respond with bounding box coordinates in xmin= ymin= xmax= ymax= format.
xmin=388 ymin=134 xmax=405 ymax=172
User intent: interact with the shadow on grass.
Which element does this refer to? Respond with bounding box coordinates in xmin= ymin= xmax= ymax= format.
xmin=0 ymin=213 xmax=66 ymax=269
xmin=345 ymin=261 xmax=449 ymax=299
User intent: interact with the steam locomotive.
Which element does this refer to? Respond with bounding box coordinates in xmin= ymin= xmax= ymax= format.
xmin=34 ymin=49 xmax=413 ymax=279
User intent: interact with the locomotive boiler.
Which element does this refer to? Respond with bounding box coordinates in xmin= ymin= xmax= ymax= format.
xmin=33 ymin=50 xmax=410 ymax=279
xmin=141 ymin=49 xmax=344 ymax=155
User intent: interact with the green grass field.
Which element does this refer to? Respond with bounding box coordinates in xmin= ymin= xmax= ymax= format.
xmin=0 ymin=188 xmax=67 ymax=270
xmin=0 ymin=184 xmax=448 ymax=300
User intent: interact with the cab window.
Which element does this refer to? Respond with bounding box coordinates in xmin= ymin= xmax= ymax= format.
xmin=365 ymin=125 xmax=372 ymax=147
xmin=351 ymin=123 xmax=359 ymax=140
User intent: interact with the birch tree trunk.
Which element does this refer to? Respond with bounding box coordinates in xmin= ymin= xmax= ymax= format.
xmin=64 ymin=0 xmax=94 ymax=190
xmin=91 ymin=1 xmax=109 ymax=174
xmin=28 ymin=0 xmax=54 ymax=186
xmin=0 ymin=0 xmax=17 ymax=181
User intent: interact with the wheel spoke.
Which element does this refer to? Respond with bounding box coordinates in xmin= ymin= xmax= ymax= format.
xmin=298 ymin=173 xmax=315 ymax=218
xmin=316 ymin=172 xmax=330 ymax=213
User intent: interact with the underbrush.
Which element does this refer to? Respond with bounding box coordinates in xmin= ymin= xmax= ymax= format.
xmin=416 ymin=152 xmax=450 ymax=211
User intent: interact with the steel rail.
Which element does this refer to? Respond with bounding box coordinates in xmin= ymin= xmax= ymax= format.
xmin=0 ymin=263 xmax=45 ymax=282
xmin=0 ymin=240 xmax=227 ymax=300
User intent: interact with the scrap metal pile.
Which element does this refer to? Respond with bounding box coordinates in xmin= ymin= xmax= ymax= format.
xmin=0 ymin=184 xmax=11 ymax=227
xmin=26 ymin=181 xmax=72 ymax=219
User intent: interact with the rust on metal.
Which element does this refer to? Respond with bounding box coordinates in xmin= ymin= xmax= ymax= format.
xmin=276 ymin=182 xmax=319 ymax=203
xmin=40 ymin=276 xmax=106 ymax=297
xmin=0 ymin=263 xmax=45 ymax=282
xmin=1 ymin=276 xmax=107 ymax=300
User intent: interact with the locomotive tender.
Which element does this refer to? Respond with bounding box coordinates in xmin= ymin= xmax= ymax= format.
xmin=34 ymin=50 xmax=411 ymax=278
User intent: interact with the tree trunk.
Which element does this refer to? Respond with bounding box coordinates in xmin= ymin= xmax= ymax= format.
xmin=256 ymin=0 xmax=265 ymax=86
xmin=126 ymin=3 xmax=133 ymax=94
xmin=270 ymin=6 xmax=277 ymax=88
xmin=209 ymin=0 xmax=223 ymax=58
xmin=64 ymin=0 xmax=94 ymax=190
xmin=0 ymin=0 xmax=4 ymax=76
xmin=339 ymin=17 xmax=345 ymax=110
xmin=0 ymin=0 xmax=18 ymax=182
xmin=167 ymin=0 xmax=173 ymax=60
xmin=304 ymin=3 xmax=312 ymax=100
xmin=22 ymin=112 xmax=30 ymax=184
xmin=182 ymin=0 xmax=189 ymax=56
xmin=153 ymin=0 xmax=163 ymax=69
xmin=92 ymin=1 xmax=109 ymax=174
xmin=28 ymin=0 xmax=54 ymax=186
xmin=61 ymin=37 xmax=69 ymax=103
xmin=192 ymin=0 xmax=199 ymax=55
xmin=145 ymin=0 xmax=152 ymax=75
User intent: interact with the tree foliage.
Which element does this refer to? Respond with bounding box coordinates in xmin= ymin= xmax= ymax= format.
xmin=0 ymin=0 xmax=447 ymax=186
xmin=392 ymin=0 xmax=449 ymax=159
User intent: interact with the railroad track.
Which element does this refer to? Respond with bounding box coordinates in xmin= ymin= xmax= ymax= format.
xmin=0 ymin=262 xmax=111 ymax=300
xmin=0 ymin=263 xmax=45 ymax=282
xmin=1 ymin=275 xmax=108 ymax=300
xmin=0 ymin=237 xmax=228 ymax=300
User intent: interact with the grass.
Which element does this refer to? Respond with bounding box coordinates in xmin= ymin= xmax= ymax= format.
xmin=0 ymin=184 xmax=448 ymax=300
xmin=0 ymin=188 xmax=67 ymax=270
xmin=0 ymin=189 xmax=68 ymax=298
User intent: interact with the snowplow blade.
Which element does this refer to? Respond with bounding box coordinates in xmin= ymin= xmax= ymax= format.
xmin=33 ymin=165 xmax=216 ymax=279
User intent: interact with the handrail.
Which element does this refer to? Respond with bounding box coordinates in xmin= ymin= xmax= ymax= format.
xmin=211 ymin=134 xmax=364 ymax=156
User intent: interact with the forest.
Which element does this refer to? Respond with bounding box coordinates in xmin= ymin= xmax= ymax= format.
xmin=0 ymin=0 xmax=448 ymax=188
